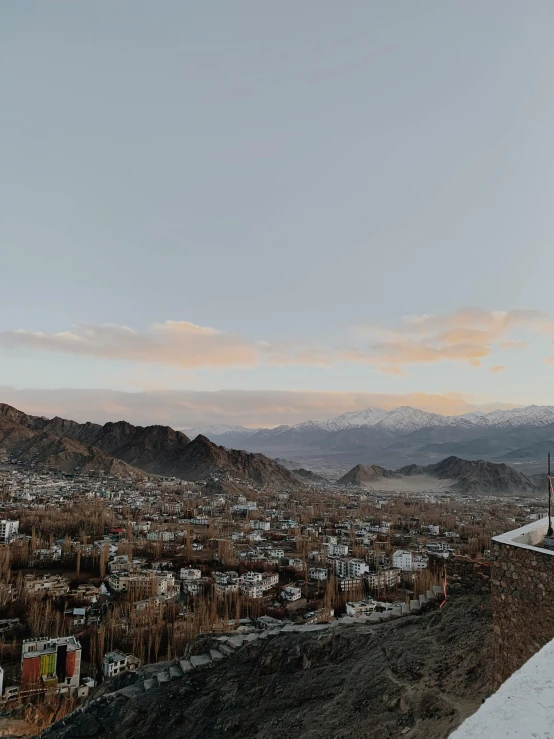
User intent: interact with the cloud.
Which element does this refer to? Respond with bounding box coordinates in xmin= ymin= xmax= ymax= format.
xmin=489 ymin=365 xmax=507 ymax=374
xmin=0 ymin=386 xmax=519 ymax=428
xmin=0 ymin=307 xmax=552 ymax=374
xmin=0 ymin=321 xmax=338 ymax=370
xmin=353 ymin=308 xmax=554 ymax=372
xmin=0 ymin=322 xmax=260 ymax=369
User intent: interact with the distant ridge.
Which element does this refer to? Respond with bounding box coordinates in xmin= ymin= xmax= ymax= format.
xmin=191 ymin=405 xmax=554 ymax=467
xmin=338 ymin=455 xmax=542 ymax=493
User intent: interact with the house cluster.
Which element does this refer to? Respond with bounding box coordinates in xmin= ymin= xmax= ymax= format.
xmin=0 ymin=456 xmax=546 ymax=705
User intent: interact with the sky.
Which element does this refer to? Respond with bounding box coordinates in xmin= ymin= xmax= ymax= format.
xmin=2 ymin=1 xmax=554 ymax=427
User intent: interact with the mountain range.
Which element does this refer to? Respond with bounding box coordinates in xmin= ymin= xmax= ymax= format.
xmin=186 ymin=405 xmax=554 ymax=471
xmin=0 ymin=403 xmax=548 ymax=494
xmin=0 ymin=404 xmax=301 ymax=489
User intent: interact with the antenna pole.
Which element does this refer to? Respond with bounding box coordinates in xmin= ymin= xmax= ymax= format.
xmin=546 ymin=452 xmax=554 ymax=536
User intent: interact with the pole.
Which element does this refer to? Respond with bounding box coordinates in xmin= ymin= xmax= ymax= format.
xmin=546 ymin=452 xmax=554 ymax=536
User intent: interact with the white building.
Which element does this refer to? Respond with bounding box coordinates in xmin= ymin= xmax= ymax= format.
xmin=242 ymin=571 xmax=262 ymax=583
xmin=412 ymin=554 xmax=429 ymax=571
xmin=240 ymin=584 xmax=264 ymax=599
xmin=260 ymin=573 xmax=279 ymax=590
xmin=309 ymin=567 xmax=328 ymax=581
xmin=282 ymin=586 xmax=302 ymax=601
xmin=180 ymin=568 xmax=202 ymax=581
xmin=102 ymin=651 xmax=141 ymax=678
xmin=0 ymin=520 xmax=19 ymax=544
xmin=392 ymin=550 xmax=413 ymax=570
xmin=346 ymin=599 xmax=376 ymax=617
xmin=250 ymin=520 xmax=270 ymax=531
xmin=328 ymin=543 xmax=349 ymax=556
xmin=335 ymin=558 xmax=369 ymax=578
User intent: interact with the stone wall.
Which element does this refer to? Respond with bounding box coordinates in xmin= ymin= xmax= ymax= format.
xmin=444 ymin=556 xmax=491 ymax=598
xmin=491 ymin=541 xmax=554 ymax=686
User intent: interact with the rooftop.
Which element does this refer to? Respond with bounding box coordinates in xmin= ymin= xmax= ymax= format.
xmin=492 ymin=516 xmax=554 ymax=555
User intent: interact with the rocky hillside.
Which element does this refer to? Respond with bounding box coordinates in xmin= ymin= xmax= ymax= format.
xmin=0 ymin=404 xmax=300 ymax=488
xmin=338 ymin=455 xmax=541 ymax=493
xmin=292 ymin=468 xmax=330 ymax=485
xmin=425 ymin=456 xmax=539 ymax=493
xmin=0 ymin=412 xmax=144 ymax=478
xmin=337 ymin=463 xmax=395 ymax=487
xmin=40 ymin=593 xmax=492 ymax=739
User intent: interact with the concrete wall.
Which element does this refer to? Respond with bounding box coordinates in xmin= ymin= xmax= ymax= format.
xmin=491 ymin=519 xmax=554 ymax=686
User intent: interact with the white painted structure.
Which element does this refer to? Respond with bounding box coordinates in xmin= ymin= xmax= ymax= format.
xmin=392 ymin=550 xmax=413 ymax=570
xmin=309 ymin=567 xmax=328 ymax=581
xmin=180 ymin=568 xmax=202 ymax=580
xmin=328 ymin=543 xmax=349 ymax=556
xmin=346 ymin=600 xmax=376 ymax=616
xmin=449 ymin=636 xmax=554 ymax=738
xmin=335 ymin=558 xmax=369 ymax=578
xmin=0 ymin=520 xmax=19 ymax=543
xmin=282 ymin=586 xmax=302 ymax=601
xmin=250 ymin=520 xmax=270 ymax=531
xmin=102 ymin=650 xmax=140 ymax=678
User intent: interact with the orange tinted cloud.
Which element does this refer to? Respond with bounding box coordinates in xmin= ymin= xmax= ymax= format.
xmin=0 ymin=321 xmax=259 ymax=369
xmin=0 ymin=307 xmax=551 ymax=373
xmin=489 ymin=365 xmax=507 ymax=374
xmin=353 ymin=308 xmax=554 ymax=372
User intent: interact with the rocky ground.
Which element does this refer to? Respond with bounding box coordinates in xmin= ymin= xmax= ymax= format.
xmin=40 ymin=593 xmax=492 ymax=739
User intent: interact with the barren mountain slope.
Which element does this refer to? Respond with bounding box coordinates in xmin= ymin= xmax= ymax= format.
xmin=41 ymin=594 xmax=492 ymax=739
xmin=0 ymin=404 xmax=301 ymax=488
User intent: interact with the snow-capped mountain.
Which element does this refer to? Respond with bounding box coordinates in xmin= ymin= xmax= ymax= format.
xmin=462 ymin=405 xmax=554 ymax=428
xmin=324 ymin=406 xmax=473 ymax=433
xmin=319 ymin=407 xmax=389 ymax=431
xmin=186 ymin=405 xmax=554 ymax=447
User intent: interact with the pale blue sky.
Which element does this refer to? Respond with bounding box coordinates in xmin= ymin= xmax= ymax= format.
xmin=2 ymin=2 xmax=554 ymax=424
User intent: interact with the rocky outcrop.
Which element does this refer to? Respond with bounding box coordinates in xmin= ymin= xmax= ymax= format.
xmin=337 ymin=463 xmax=394 ymax=486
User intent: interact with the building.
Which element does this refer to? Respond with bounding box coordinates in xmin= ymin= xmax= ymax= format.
xmin=282 ymin=586 xmax=302 ymax=601
xmin=335 ymin=557 xmax=369 ymax=578
xmin=339 ymin=578 xmax=363 ymax=592
xmin=21 ymin=636 xmax=81 ymax=690
xmin=346 ymin=599 xmax=376 ymax=617
xmin=102 ymin=651 xmax=141 ymax=678
xmin=328 ymin=543 xmax=349 ymax=556
xmin=365 ymin=569 xmax=400 ymax=590
xmin=0 ymin=520 xmax=19 ymax=544
xmin=250 ymin=520 xmax=270 ymax=531
xmin=180 ymin=568 xmax=202 ymax=580
xmin=24 ymin=574 xmax=70 ymax=597
xmin=240 ymin=583 xmax=264 ymax=598
xmin=392 ymin=550 xmax=413 ymax=570
xmin=260 ymin=573 xmax=279 ymax=590
xmin=309 ymin=567 xmax=328 ymax=581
